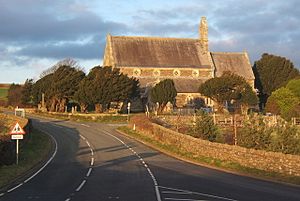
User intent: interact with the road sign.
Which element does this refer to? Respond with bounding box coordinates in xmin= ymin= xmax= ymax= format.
xmin=10 ymin=122 xmax=26 ymax=135
xmin=11 ymin=135 xmax=24 ymax=140
xmin=9 ymin=122 xmax=26 ymax=165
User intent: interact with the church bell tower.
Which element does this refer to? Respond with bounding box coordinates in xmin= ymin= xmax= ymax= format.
xmin=199 ymin=17 xmax=208 ymax=52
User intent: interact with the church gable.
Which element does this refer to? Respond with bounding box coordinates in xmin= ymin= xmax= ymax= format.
xmin=211 ymin=52 xmax=254 ymax=81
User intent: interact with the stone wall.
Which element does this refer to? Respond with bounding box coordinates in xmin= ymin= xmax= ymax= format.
xmin=133 ymin=120 xmax=300 ymax=176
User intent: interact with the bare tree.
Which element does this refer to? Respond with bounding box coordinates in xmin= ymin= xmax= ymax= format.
xmin=40 ymin=58 xmax=82 ymax=78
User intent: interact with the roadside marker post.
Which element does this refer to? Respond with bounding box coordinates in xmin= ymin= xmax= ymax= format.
xmin=9 ymin=122 xmax=26 ymax=165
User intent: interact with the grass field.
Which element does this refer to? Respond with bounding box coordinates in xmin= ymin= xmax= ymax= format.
xmin=0 ymin=88 xmax=8 ymax=100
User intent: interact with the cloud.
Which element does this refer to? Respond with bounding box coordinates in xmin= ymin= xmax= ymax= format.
xmin=1 ymin=0 xmax=300 ymax=83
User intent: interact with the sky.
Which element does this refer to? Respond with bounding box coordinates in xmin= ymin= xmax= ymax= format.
xmin=1 ymin=0 xmax=300 ymax=83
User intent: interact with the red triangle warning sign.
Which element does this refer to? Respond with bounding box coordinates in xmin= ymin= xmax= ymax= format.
xmin=10 ymin=122 xmax=26 ymax=135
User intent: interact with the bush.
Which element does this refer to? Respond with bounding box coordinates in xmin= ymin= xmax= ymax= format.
xmin=238 ymin=115 xmax=272 ymax=150
xmin=269 ymin=120 xmax=300 ymax=154
xmin=239 ymin=115 xmax=300 ymax=155
xmin=189 ymin=111 xmax=222 ymax=142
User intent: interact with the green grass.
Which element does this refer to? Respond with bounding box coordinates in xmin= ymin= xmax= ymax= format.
xmin=34 ymin=112 xmax=128 ymax=124
xmin=118 ymin=126 xmax=300 ymax=185
xmin=0 ymin=88 xmax=8 ymax=100
xmin=0 ymin=128 xmax=52 ymax=188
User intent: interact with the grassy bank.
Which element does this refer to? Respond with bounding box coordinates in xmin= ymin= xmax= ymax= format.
xmin=33 ymin=111 xmax=128 ymax=124
xmin=0 ymin=128 xmax=52 ymax=188
xmin=118 ymin=126 xmax=300 ymax=185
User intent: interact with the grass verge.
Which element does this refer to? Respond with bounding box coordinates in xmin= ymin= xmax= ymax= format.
xmin=118 ymin=126 xmax=300 ymax=186
xmin=32 ymin=112 xmax=127 ymax=124
xmin=0 ymin=128 xmax=52 ymax=189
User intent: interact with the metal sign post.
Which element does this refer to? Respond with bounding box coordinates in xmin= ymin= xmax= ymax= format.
xmin=16 ymin=139 xmax=19 ymax=165
xmin=10 ymin=122 xmax=26 ymax=165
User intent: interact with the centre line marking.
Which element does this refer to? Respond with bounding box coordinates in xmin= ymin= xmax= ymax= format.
xmin=90 ymin=149 xmax=94 ymax=155
xmin=76 ymin=180 xmax=86 ymax=192
xmin=91 ymin=158 xmax=94 ymax=166
xmin=102 ymin=130 xmax=162 ymax=201
xmin=86 ymin=168 xmax=92 ymax=177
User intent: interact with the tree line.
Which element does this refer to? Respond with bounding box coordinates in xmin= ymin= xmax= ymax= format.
xmin=8 ymin=59 xmax=140 ymax=113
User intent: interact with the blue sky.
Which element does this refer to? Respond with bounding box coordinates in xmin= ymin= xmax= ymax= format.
xmin=1 ymin=0 xmax=300 ymax=83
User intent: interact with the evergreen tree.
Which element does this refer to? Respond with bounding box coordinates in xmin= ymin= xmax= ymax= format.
xmin=253 ymin=53 xmax=299 ymax=108
xmin=7 ymin=83 xmax=23 ymax=107
xmin=199 ymin=72 xmax=258 ymax=112
xmin=150 ymin=79 xmax=177 ymax=112
xmin=74 ymin=66 xmax=139 ymax=113
xmin=21 ymin=79 xmax=34 ymax=106
xmin=189 ymin=111 xmax=222 ymax=142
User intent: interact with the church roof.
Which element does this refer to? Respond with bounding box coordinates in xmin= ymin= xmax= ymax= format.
xmin=109 ymin=36 xmax=211 ymax=68
xmin=211 ymin=52 xmax=255 ymax=80
xmin=138 ymin=77 xmax=205 ymax=93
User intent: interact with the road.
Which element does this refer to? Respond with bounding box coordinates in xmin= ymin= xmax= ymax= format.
xmin=0 ymin=115 xmax=299 ymax=201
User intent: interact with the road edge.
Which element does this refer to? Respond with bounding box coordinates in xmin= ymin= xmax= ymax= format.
xmin=0 ymin=127 xmax=57 ymax=193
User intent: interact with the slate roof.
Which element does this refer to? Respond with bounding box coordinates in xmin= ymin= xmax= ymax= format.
xmin=210 ymin=52 xmax=255 ymax=80
xmin=110 ymin=36 xmax=211 ymax=68
xmin=138 ymin=77 xmax=205 ymax=93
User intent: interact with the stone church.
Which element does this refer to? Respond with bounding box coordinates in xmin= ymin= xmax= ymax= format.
xmin=102 ymin=17 xmax=254 ymax=108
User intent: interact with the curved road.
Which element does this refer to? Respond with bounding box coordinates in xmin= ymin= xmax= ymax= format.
xmin=1 ymin=116 xmax=299 ymax=201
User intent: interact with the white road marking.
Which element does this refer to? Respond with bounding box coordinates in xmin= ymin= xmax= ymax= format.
xmin=0 ymin=193 xmax=4 ymax=197
xmin=80 ymin=135 xmax=86 ymax=140
xmin=24 ymin=131 xmax=58 ymax=184
xmin=65 ymin=198 xmax=71 ymax=201
xmin=80 ymin=123 xmax=90 ymax=128
xmin=7 ymin=183 xmax=23 ymax=193
xmin=162 ymin=191 xmax=191 ymax=195
xmin=102 ymin=130 xmax=161 ymax=201
xmin=90 ymin=149 xmax=94 ymax=156
xmin=165 ymin=198 xmax=207 ymax=201
xmin=76 ymin=180 xmax=86 ymax=192
xmin=86 ymin=168 xmax=92 ymax=177
xmin=51 ymin=124 xmax=62 ymax=128
xmin=91 ymin=157 xmax=94 ymax=166
xmin=159 ymin=186 xmax=237 ymax=201
xmin=86 ymin=141 xmax=91 ymax=147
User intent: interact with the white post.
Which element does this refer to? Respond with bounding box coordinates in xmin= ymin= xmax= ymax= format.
xmin=213 ymin=113 xmax=216 ymax=125
xmin=16 ymin=139 xmax=19 ymax=165
xmin=127 ymin=102 xmax=131 ymax=122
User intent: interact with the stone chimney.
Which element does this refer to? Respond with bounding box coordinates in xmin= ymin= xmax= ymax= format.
xmin=199 ymin=16 xmax=208 ymax=52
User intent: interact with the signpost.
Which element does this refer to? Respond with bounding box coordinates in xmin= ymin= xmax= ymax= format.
xmin=10 ymin=122 xmax=26 ymax=165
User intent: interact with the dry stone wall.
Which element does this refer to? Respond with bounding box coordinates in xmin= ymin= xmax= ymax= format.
xmin=134 ymin=121 xmax=300 ymax=176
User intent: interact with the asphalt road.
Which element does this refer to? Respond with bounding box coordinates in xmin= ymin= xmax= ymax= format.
xmin=1 ymin=116 xmax=299 ymax=201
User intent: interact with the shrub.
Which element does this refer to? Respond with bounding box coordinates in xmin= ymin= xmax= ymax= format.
xmin=269 ymin=120 xmax=300 ymax=154
xmin=238 ymin=115 xmax=272 ymax=150
xmin=189 ymin=111 xmax=222 ymax=142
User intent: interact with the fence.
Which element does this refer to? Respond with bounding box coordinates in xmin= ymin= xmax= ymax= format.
xmin=292 ymin=118 xmax=300 ymax=126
